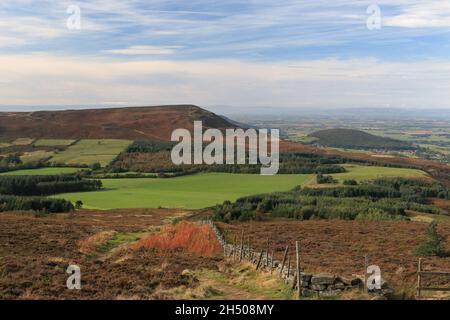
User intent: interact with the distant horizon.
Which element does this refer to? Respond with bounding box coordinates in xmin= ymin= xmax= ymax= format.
xmin=1 ymin=103 xmax=450 ymax=110
xmin=1 ymin=104 xmax=450 ymax=119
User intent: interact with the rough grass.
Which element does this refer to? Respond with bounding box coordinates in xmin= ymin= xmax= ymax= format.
xmin=97 ymin=231 xmax=147 ymax=254
xmin=330 ymin=164 xmax=428 ymax=183
xmin=51 ymin=139 xmax=132 ymax=166
xmin=20 ymin=150 xmax=54 ymax=163
xmin=153 ymin=261 xmax=294 ymax=300
xmin=78 ymin=231 xmax=117 ymax=254
xmin=34 ymin=139 xmax=76 ymax=147
xmin=12 ymin=138 xmax=35 ymax=146
xmin=0 ymin=167 xmax=81 ymax=176
xmin=55 ymin=173 xmax=313 ymax=209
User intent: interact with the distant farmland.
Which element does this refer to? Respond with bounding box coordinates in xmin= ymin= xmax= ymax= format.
xmin=0 ymin=167 xmax=81 ymax=176
xmin=330 ymin=164 xmax=428 ymax=183
xmin=55 ymin=173 xmax=314 ymax=209
xmin=51 ymin=139 xmax=132 ymax=167
xmin=34 ymin=139 xmax=76 ymax=147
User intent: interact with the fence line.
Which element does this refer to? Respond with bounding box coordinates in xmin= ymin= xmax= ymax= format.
xmin=416 ymin=258 xmax=450 ymax=298
xmin=200 ymin=219 xmax=365 ymax=298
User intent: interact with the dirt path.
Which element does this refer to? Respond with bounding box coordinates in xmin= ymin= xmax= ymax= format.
xmin=186 ymin=262 xmax=293 ymax=300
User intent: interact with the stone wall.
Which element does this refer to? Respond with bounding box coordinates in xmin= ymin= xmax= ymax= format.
xmin=204 ymin=220 xmax=366 ymax=297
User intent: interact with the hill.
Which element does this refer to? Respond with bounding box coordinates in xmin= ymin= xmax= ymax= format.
xmin=308 ymin=128 xmax=416 ymax=151
xmin=0 ymin=105 xmax=235 ymax=141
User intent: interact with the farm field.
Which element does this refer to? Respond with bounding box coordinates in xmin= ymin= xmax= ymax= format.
xmin=330 ymin=164 xmax=428 ymax=183
xmin=217 ymin=219 xmax=450 ymax=298
xmin=0 ymin=167 xmax=81 ymax=176
xmin=51 ymin=139 xmax=132 ymax=166
xmin=12 ymin=138 xmax=34 ymax=146
xmin=33 ymin=139 xmax=76 ymax=147
xmin=55 ymin=173 xmax=314 ymax=209
xmin=20 ymin=150 xmax=55 ymax=163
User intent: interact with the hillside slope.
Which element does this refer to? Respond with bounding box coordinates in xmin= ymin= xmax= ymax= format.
xmin=0 ymin=105 xmax=235 ymax=141
xmin=309 ymin=128 xmax=416 ymax=150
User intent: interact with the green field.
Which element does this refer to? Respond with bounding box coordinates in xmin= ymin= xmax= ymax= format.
xmin=0 ymin=167 xmax=81 ymax=176
xmin=20 ymin=150 xmax=55 ymax=163
xmin=55 ymin=173 xmax=313 ymax=209
xmin=34 ymin=139 xmax=76 ymax=147
xmin=51 ymin=139 xmax=132 ymax=167
xmin=330 ymin=164 xmax=428 ymax=183
xmin=12 ymin=138 xmax=35 ymax=146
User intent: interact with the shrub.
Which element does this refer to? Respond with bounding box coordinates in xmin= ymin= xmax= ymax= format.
xmin=343 ymin=179 xmax=358 ymax=186
xmin=134 ymin=222 xmax=222 ymax=257
xmin=316 ymin=174 xmax=337 ymax=184
xmin=414 ymin=222 xmax=447 ymax=257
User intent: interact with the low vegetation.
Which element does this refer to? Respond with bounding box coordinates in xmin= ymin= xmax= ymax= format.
xmin=0 ymin=167 xmax=81 ymax=176
xmin=0 ymin=175 xmax=102 ymax=196
xmin=0 ymin=195 xmax=74 ymax=212
xmin=51 ymin=139 xmax=132 ymax=167
xmin=415 ymin=222 xmax=448 ymax=257
xmin=309 ymin=129 xmax=416 ymax=151
xmin=213 ymin=178 xmax=449 ymax=222
xmin=33 ymin=139 xmax=76 ymax=147
xmin=135 ymin=222 xmax=222 ymax=257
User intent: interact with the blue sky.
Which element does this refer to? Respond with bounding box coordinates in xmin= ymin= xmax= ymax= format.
xmin=1 ymin=0 xmax=450 ymax=109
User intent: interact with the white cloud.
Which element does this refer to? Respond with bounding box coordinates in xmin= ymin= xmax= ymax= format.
xmin=106 ymin=45 xmax=182 ymax=55
xmin=383 ymin=2 xmax=450 ymax=28
xmin=1 ymin=53 xmax=450 ymax=108
xmin=0 ymin=36 xmax=25 ymax=47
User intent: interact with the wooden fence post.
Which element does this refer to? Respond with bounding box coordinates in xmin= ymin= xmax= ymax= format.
xmin=233 ymin=235 xmax=238 ymax=260
xmin=287 ymin=256 xmax=291 ymax=278
xmin=256 ymin=251 xmax=264 ymax=270
xmin=239 ymin=230 xmax=244 ymax=261
xmin=247 ymin=236 xmax=251 ymax=260
xmin=266 ymin=238 xmax=270 ymax=267
xmin=364 ymin=255 xmax=368 ymax=293
xmin=296 ymin=241 xmax=301 ymax=298
xmin=271 ymin=250 xmax=275 ymax=273
xmin=279 ymin=245 xmax=289 ymax=277
xmin=417 ymin=258 xmax=422 ymax=298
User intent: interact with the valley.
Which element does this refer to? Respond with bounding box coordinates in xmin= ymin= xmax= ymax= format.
xmin=1 ymin=105 xmax=450 ymax=301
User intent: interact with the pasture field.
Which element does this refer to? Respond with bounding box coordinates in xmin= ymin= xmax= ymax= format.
xmin=20 ymin=150 xmax=55 ymax=163
xmin=56 ymin=173 xmax=313 ymax=209
xmin=33 ymin=139 xmax=76 ymax=147
xmin=330 ymin=164 xmax=428 ymax=183
xmin=51 ymin=139 xmax=132 ymax=166
xmin=12 ymin=138 xmax=34 ymax=145
xmin=0 ymin=167 xmax=81 ymax=176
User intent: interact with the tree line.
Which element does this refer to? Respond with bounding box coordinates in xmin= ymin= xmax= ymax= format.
xmin=0 ymin=174 xmax=102 ymax=196
xmin=0 ymin=194 xmax=74 ymax=213
xmin=0 ymin=174 xmax=102 ymax=213
xmin=213 ymin=178 xmax=449 ymax=222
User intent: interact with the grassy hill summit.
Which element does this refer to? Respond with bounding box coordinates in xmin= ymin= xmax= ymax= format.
xmin=308 ymin=128 xmax=416 ymax=151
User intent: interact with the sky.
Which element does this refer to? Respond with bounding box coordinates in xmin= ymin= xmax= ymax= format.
xmin=1 ymin=0 xmax=450 ymax=110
